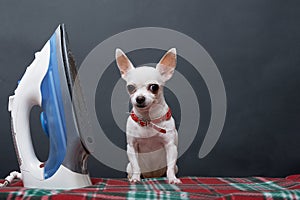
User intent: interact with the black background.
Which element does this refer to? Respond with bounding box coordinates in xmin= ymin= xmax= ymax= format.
xmin=1 ymin=0 xmax=300 ymax=178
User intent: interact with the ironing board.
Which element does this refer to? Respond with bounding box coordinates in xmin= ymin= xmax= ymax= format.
xmin=1 ymin=175 xmax=300 ymax=199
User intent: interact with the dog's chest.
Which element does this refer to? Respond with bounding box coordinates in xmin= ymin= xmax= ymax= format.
xmin=135 ymin=135 xmax=165 ymax=153
xmin=127 ymin=119 xmax=169 ymax=152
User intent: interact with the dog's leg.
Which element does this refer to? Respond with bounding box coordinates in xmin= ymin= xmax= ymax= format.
xmin=165 ymin=142 xmax=181 ymax=184
xmin=126 ymin=163 xmax=133 ymax=179
xmin=127 ymin=143 xmax=141 ymax=182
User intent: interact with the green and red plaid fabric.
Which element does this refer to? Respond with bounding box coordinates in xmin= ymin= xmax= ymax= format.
xmin=1 ymin=175 xmax=300 ymax=199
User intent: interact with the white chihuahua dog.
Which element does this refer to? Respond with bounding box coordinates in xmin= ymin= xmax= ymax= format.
xmin=115 ymin=48 xmax=181 ymax=184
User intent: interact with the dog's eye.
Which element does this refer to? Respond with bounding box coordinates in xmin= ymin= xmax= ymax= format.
xmin=148 ymin=84 xmax=159 ymax=94
xmin=127 ymin=84 xmax=136 ymax=94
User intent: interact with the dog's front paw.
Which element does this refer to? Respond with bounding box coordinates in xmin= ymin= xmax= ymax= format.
xmin=129 ymin=174 xmax=141 ymax=183
xmin=168 ymin=177 xmax=181 ymax=184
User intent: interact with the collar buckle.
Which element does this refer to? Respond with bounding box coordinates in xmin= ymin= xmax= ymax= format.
xmin=130 ymin=108 xmax=172 ymax=134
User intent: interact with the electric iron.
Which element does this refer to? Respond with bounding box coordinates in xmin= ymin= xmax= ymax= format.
xmin=8 ymin=24 xmax=92 ymax=189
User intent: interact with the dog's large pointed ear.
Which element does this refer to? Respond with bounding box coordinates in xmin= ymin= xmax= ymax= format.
xmin=115 ymin=48 xmax=135 ymax=80
xmin=156 ymin=48 xmax=177 ymax=82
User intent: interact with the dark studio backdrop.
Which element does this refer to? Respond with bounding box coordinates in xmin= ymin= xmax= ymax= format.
xmin=0 ymin=0 xmax=300 ymax=178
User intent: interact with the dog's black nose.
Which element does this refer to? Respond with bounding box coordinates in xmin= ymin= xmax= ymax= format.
xmin=136 ymin=96 xmax=145 ymax=104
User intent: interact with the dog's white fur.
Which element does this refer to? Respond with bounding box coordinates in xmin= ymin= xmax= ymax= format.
xmin=115 ymin=48 xmax=181 ymax=184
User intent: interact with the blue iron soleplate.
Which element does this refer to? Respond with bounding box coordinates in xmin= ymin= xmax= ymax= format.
xmin=40 ymin=31 xmax=67 ymax=179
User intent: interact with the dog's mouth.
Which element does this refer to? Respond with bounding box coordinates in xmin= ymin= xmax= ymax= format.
xmin=132 ymin=98 xmax=154 ymax=110
xmin=136 ymin=104 xmax=147 ymax=108
xmin=133 ymin=98 xmax=158 ymax=110
xmin=134 ymin=101 xmax=152 ymax=109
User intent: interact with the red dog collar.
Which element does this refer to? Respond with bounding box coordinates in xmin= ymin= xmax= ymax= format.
xmin=130 ymin=108 xmax=172 ymax=134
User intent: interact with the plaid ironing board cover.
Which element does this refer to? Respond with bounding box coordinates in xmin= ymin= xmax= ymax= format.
xmin=1 ymin=175 xmax=300 ymax=199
